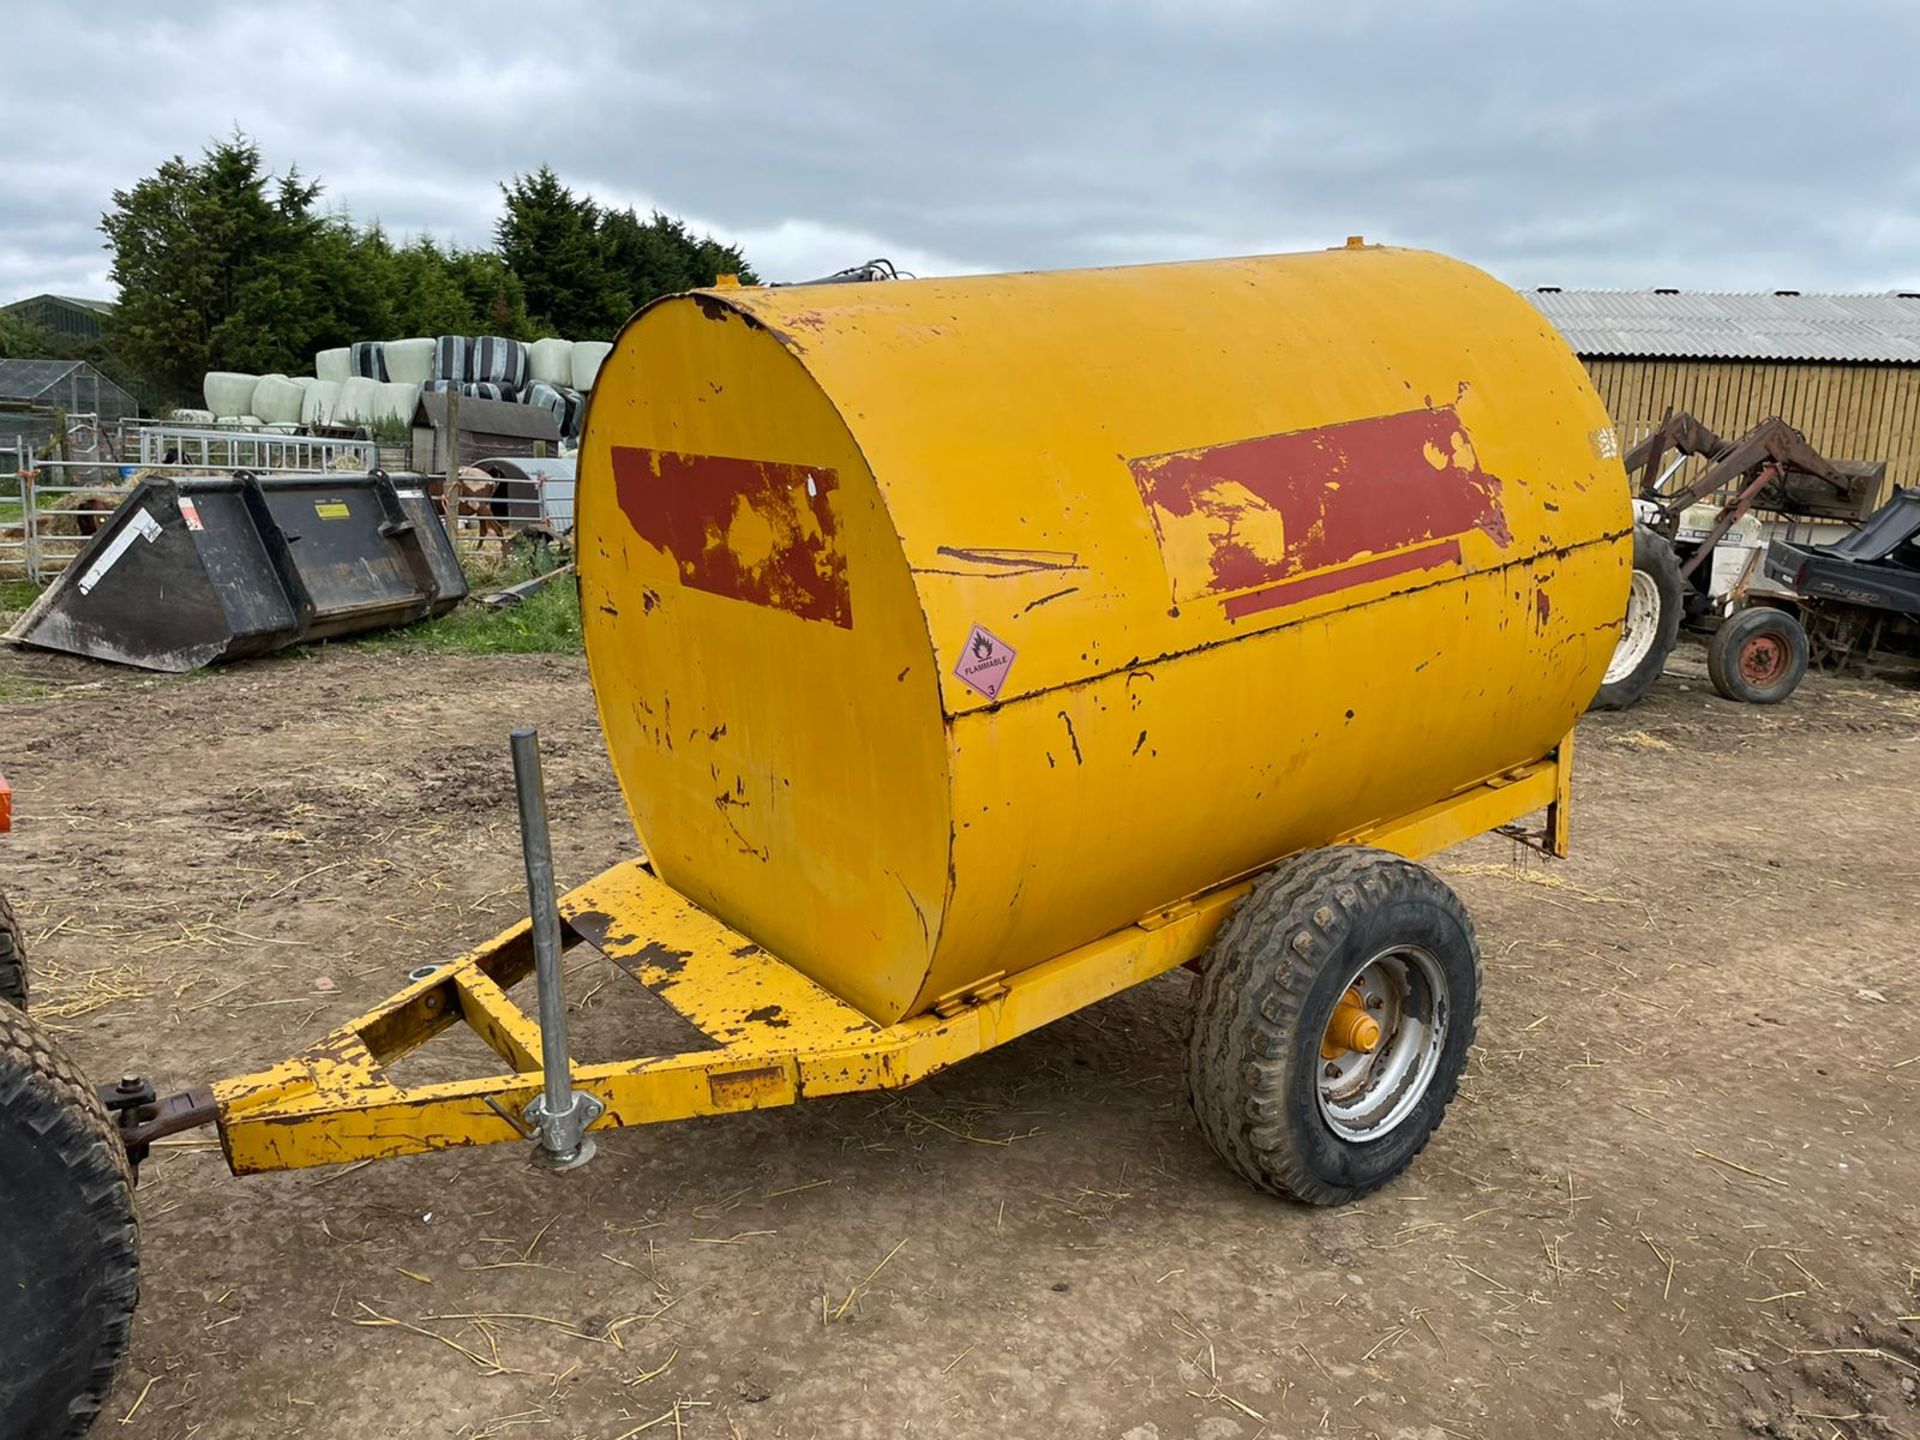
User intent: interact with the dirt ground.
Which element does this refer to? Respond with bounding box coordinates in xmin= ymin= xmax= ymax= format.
xmin=2 ymin=635 xmax=1917 ymax=1440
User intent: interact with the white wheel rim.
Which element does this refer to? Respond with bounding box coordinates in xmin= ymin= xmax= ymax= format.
xmin=1603 ymin=569 xmax=1662 ymax=685
xmin=1316 ymin=945 xmax=1450 ymax=1143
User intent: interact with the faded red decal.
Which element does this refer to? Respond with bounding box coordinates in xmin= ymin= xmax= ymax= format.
xmin=611 ymin=446 xmax=852 ymax=628
xmin=1129 ymin=407 xmax=1511 ymax=617
xmin=1222 ymin=539 xmax=1463 ymax=620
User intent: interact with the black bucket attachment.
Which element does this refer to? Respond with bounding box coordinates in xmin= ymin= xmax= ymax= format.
xmin=5 ymin=471 xmax=467 ymax=672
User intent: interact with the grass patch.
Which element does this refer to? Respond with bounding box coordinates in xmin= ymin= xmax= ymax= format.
xmin=0 ymin=675 xmax=55 ymax=702
xmin=0 ymin=577 xmax=43 ymax=624
xmin=358 ymin=554 xmax=582 ymax=656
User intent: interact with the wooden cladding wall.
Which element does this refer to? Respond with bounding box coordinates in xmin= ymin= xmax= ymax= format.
xmin=1585 ymin=358 xmax=1920 ymax=502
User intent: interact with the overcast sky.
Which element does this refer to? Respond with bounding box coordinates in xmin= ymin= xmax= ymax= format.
xmin=4 ymin=1 xmax=1916 ymax=303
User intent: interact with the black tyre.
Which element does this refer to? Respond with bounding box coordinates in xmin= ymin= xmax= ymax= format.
xmin=1187 ymin=846 xmax=1480 ymax=1205
xmin=1707 ymin=606 xmax=1809 ymax=704
xmin=0 ymin=1005 xmax=139 ymax=1439
xmin=1589 ymin=524 xmax=1684 ymax=712
xmin=1 ymin=888 xmax=29 ymax=1011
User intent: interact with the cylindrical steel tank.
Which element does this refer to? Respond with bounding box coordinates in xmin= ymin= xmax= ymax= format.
xmin=577 ymin=246 xmax=1630 ymax=1024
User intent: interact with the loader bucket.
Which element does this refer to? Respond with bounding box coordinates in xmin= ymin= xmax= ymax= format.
xmin=4 ymin=471 xmax=466 ymax=673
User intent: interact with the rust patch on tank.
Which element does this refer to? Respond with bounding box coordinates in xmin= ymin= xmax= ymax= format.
xmin=1129 ymin=406 xmax=1512 ymax=617
xmin=611 ymin=446 xmax=852 ymax=628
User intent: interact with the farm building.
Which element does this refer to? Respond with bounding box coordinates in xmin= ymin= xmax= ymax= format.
xmin=1531 ymin=288 xmax=1920 ymax=501
xmin=0 ymin=358 xmax=139 ymax=449
xmin=1 ymin=293 xmax=115 ymax=342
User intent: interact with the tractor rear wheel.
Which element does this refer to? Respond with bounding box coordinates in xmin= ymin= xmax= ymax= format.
xmin=0 ymin=1004 xmax=138 ymax=1439
xmin=1 ymin=889 xmax=29 ymax=1010
xmin=1186 ymin=846 xmax=1480 ymax=1205
xmin=1589 ymin=524 xmax=1684 ymax=712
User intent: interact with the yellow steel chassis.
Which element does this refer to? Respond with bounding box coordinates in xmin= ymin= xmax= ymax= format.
xmin=214 ymin=739 xmax=1574 ymax=1175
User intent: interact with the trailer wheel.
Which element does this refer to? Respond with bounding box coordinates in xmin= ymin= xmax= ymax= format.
xmin=1707 ymin=606 xmax=1809 ymax=704
xmin=0 ymin=1005 xmax=138 ymax=1440
xmin=1 ymin=889 xmax=29 ymax=1011
xmin=1187 ymin=846 xmax=1480 ymax=1205
xmin=1589 ymin=524 xmax=1684 ymax=712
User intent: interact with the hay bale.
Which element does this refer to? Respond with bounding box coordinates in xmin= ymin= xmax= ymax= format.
xmin=349 ymin=342 xmax=388 ymax=381
xmin=470 ymin=336 xmax=529 ymax=394
xmin=204 ymin=372 xmax=259 ymax=416
xmin=168 ymin=408 xmax=214 ymax=426
xmin=315 ymin=347 xmax=351 ymax=383
xmin=383 ymin=337 xmax=435 ymax=385
xmin=571 ymin=342 xmax=612 ymax=391
xmin=433 ymin=335 xmax=469 ymax=382
xmin=374 ymin=381 xmax=421 ymax=424
xmin=300 ymin=380 xmax=341 ymax=426
xmin=250 ymin=374 xmax=305 ymax=426
xmin=333 ymin=376 xmax=380 ymax=424
xmin=529 ymin=337 xmax=574 ymax=387
xmin=525 ymin=381 xmax=584 ymax=440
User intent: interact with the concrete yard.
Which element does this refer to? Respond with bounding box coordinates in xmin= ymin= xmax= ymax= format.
xmin=2 ymin=638 xmax=1916 ymax=1439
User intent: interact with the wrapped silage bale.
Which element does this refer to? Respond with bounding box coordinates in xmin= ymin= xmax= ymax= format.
xmin=250 ymin=374 xmax=305 ymax=426
xmin=216 ymin=415 xmax=262 ymax=429
xmin=528 ymin=337 xmax=574 ymax=387
xmin=334 ymin=376 xmax=381 ymax=424
xmin=433 ymin=336 xmax=469 ymax=382
xmin=525 ymin=381 xmax=584 ymax=440
xmin=375 ymin=381 xmax=421 ymax=425
xmin=289 ymin=375 xmax=315 ymax=389
xmin=571 ymin=341 xmax=612 ymax=391
xmin=169 ymin=408 xmax=214 ymax=426
xmin=300 ymin=380 xmax=342 ymax=427
xmin=383 ymin=337 xmax=436 ymax=386
xmin=425 ymin=378 xmax=506 ymax=401
xmin=349 ymin=341 xmax=389 ymax=381
xmin=315 ymin=347 xmax=351 ymax=384
xmin=204 ymin=372 xmax=259 ymax=417
xmin=469 ymin=336 xmax=529 ymax=395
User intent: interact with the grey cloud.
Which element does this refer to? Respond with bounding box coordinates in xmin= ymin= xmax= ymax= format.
xmin=1 ymin=0 xmax=1915 ymax=301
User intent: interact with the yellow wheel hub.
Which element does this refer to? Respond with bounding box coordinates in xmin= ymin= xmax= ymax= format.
xmin=1320 ymin=986 xmax=1382 ymax=1059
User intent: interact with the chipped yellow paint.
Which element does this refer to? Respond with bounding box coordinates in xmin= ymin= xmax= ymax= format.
xmin=212 ymin=744 xmax=1573 ymax=1174
xmin=577 ymin=247 xmax=1628 ymax=1032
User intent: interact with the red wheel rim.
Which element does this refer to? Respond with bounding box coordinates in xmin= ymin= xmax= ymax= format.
xmin=1739 ymin=632 xmax=1788 ymax=686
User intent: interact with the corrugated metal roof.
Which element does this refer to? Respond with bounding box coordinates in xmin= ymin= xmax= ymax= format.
xmin=1528 ymin=289 xmax=1920 ymax=364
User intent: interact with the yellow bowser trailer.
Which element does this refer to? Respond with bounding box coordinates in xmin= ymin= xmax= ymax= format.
xmin=0 ymin=244 xmax=1629 ymax=1438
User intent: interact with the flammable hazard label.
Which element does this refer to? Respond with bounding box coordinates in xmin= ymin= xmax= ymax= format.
xmin=953 ymin=623 xmax=1017 ymax=701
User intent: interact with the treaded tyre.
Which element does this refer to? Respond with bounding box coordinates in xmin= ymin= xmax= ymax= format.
xmin=1589 ymin=524 xmax=1683 ymax=712
xmin=1 ymin=888 xmax=29 ymax=1010
xmin=0 ymin=1004 xmax=139 ymax=1439
xmin=1707 ymin=606 xmax=1809 ymax=704
xmin=1187 ymin=846 xmax=1480 ymax=1205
